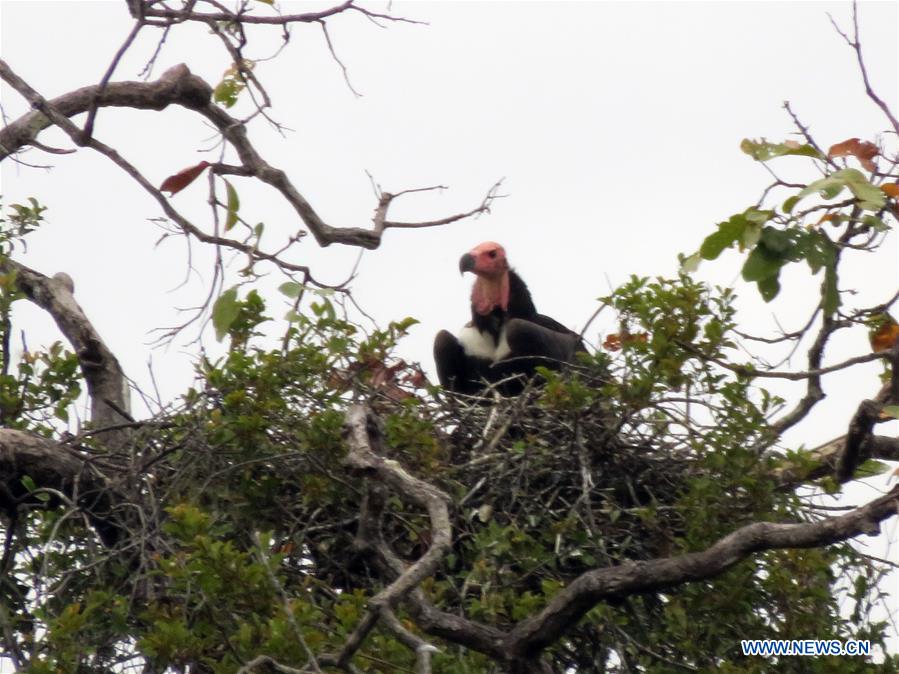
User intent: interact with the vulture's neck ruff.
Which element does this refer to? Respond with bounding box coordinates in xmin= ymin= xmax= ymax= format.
xmin=471 ymin=272 xmax=510 ymax=316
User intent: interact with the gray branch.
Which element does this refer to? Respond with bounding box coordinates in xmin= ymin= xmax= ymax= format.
xmin=0 ymin=63 xmax=211 ymax=160
xmin=1 ymin=259 xmax=131 ymax=437
xmin=0 ymin=60 xmax=496 ymax=252
xmin=335 ymin=404 xmax=453 ymax=667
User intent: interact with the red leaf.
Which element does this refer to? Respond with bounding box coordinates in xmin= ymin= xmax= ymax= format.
xmin=160 ymin=161 xmax=211 ymax=195
xmin=827 ymin=138 xmax=878 ymax=172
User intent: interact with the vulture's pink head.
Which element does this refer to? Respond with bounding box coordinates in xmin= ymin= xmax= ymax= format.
xmin=460 ymin=241 xmax=510 ymax=315
xmin=459 ymin=241 xmax=509 ymax=279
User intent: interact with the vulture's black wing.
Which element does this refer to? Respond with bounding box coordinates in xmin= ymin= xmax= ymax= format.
xmin=532 ymin=313 xmax=587 ymax=353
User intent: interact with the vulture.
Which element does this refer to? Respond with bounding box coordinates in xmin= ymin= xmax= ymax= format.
xmin=434 ymin=241 xmax=584 ymax=395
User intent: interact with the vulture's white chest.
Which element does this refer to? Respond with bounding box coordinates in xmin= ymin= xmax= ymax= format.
xmin=458 ymin=324 xmax=511 ymax=362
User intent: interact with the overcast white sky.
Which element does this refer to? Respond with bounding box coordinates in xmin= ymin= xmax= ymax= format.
xmin=2 ymin=0 xmax=899 ymax=656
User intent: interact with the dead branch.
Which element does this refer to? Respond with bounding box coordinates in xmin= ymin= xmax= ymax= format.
xmin=0 ymin=63 xmax=212 ymax=160
xmin=0 ymin=60 xmax=497 ymax=253
xmin=829 ymin=3 xmax=899 ymax=136
xmin=133 ymin=0 xmax=423 ymax=28
xmin=0 ymin=259 xmax=131 ymax=437
xmin=338 ymin=404 xmax=452 ymax=667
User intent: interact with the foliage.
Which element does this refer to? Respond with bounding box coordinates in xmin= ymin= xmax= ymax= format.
xmin=1 ymin=3 xmax=898 ymax=673
xmin=685 ymin=134 xmax=895 ymax=316
xmin=3 ymin=258 xmax=898 ymax=671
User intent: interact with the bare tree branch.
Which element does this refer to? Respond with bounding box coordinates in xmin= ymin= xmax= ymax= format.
xmin=0 ymin=60 xmax=497 ymax=252
xmin=0 ymin=63 xmax=211 ymax=160
xmin=337 ymin=404 xmax=453 ymax=667
xmin=133 ymin=0 xmax=424 ymax=28
xmin=772 ymin=430 xmax=899 ymax=491
xmin=829 ymin=3 xmax=899 ymax=135
xmin=81 ymin=19 xmax=146 ymax=142
xmin=768 ymin=315 xmax=845 ymax=436
xmin=502 ymin=484 xmax=899 ymax=659
xmin=0 ymin=259 xmax=131 ymax=436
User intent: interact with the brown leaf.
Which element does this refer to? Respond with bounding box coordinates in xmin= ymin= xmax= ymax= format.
xmin=160 ymin=161 xmax=211 ymax=195
xmin=869 ymin=314 xmax=899 ymax=353
xmin=602 ymin=334 xmax=621 ymax=351
xmin=370 ymin=360 xmax=411 ymax=391
xmin=404 ymin=367 xmax=427 ymax=388
xmin=881 ymin=183 xmax=899 ymax=199
xmin=382 ymin=384 xmax=413 ymax=403
xmin=371 ymin=366 xmax=392 ymax=390
xmin=327 ymin=370 xmax=351 ymax=392
xmin=602 ymin=332 xmax=648 ymax=351
xmin=827 ymin=138 xmax=879 ymax=172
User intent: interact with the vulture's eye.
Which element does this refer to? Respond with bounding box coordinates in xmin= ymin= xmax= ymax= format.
xmin=487 ymin=250 xmax=497 ymax=259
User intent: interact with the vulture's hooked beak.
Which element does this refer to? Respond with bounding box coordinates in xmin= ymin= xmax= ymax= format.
xmin=459 ymin=253 xmax=476 ymax=275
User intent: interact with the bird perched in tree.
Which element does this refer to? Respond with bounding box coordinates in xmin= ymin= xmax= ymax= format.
xmin=434 ymin=241 xmax=584 ymax=395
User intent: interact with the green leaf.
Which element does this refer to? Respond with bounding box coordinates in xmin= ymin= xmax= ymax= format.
xmin=791 ymin=168 xmax=886 ymax=214
xmin=856 ymin=459 xmax=891 ymax=477
xmin=758 ymin=226 xmax=793 ymax=254
xmin=213 ymin=79 xmax=239 ymax=108
xmin=21 ymin=476 xmax=50 ymax=502
xmin=803 ymin=232 xmax=834 ymax=274
xmin=835 ymin=168 xmax=884 ymax=209
xmin=783 ymin=195 xmax=800 ymax=214
xmin=882 ymin=405 xmax=899 ymax=420
xmin=212 ymin=287 xmax=240 ymax=341
xmin=253 ymin=222 xmax=264 ymax=238
xmin=802 ymin=175 xmax=847 ymax=200
xmin=740 ymin=138 xmax=823 ymax=161
xmin=700 ymin=216 xmax=747 ymax=260
xmin=279 ymin=282 xmax=301 ymax=298
xmin=392 ymin=317 xmax=420 ymax=332
xmin=224 ymin=180 xmax=240 ymax=231
xmin=821 ymin=475 xmax=840 ymax=494
xmin=742 ymin=223 xmax=762 ymax=249
xmin=698 ymin=210 xmax=774 ymax=261
xmin=757 ymin=274 xmax=781 ymax=302
xmin=842 ymin=171 xmax=887 ymax=210
xmin=862 ymin=215 xmax=889 ymax=232
xmin=742 ymin=246 xmax=783 ymax=283
xmin=680 ymin=252 xmax=701 ymax=273
xmin=744 ymin=208 xmax=775 ymax=225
